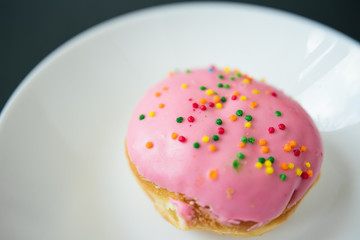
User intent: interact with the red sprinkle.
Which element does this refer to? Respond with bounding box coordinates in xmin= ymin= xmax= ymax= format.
xmin=231 ymin=95 xmax=237 ymax=100
xmin=268 ymin=127 xmax=275 ymax=133
xmin=188 ymin=98 xmax=193 ymax=101
xmin=271 ymin=92 xmax=277 ymax=97
xmin=278 ymin=123 xmax=286 ymax=130
xmin=188 ymin=116 xmax=195 ymax=122
xmin=192 ymin=103 xmax=199 ymax=108
xmin=301 ymin=172 xmax=309 ymax=179
xmin=200 ymin=105 xmax=207 ymax=111
xmin=178 ymin=136 xmax=186 ymax=142
xmin=294 ymin=149 xmax=300 ymax=156
xmin=208 ymin=102 xmax=215 ymax=108
xmin=218 ymin=127 xmax=225 ymax=134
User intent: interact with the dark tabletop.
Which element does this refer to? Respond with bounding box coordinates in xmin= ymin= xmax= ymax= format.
xmin=1 ymin=0 xmax=359 ymax=113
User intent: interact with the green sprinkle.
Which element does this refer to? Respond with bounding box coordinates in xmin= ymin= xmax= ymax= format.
xmin=237 ymin=152 xmax=245 ymax=159
xmin=268 ymin=156 xmax=275 ymax=163
xmin=236 ymin=110 xmax=243 ymax=116
xmin=248 ymin=137 xmax=255 ymax=143
xmin=229 ymin=76 xmax=235 ymax=81
xmin=217 ymin=83 xmax=224 ymax=88
xmin=224 ymin=84 xmax=230 ymax=89
xmin=200 ymin=86 xmax=206 ymax=90
xmin=186 ymin=69 xmax=191 ymax=74
xmin=212 ymin=135 xmax=219 ymax=141
xmin=245 ymin=115 xmax=252 ymax=121
xmin=241 ymin=136 xmax=248 ymax=143
xmin=275 ymin=111 xmax=282 ymax=116
xmin=258 ymin=157 xmax=265 ymax=163
xmin=280 ymin=174 xmax=287 ymax=181
xmin=233 ymin=159 xmax=240 ymax=169
xmin=193 ymin=142 xmax=200 ymax=148
xmin=220 ymin=96 xmax=226 ymax=102
xmin=176 ymin=117 xmax=184 ymax=123
xmin=139 ymin=114 xmax=145 ymax=120
xmin=236 ymin=72 xmax=242 ymax=78
xmin=216 ymin=118 xmax=223 ymax=125
xmin=218 ymin=74 xmax=224 ymax=79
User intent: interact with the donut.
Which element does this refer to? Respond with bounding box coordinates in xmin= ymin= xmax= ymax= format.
xmin=126 ymin=66 xmax=323 ymax=237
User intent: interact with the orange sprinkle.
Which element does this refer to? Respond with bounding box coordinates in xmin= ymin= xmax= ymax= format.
xmin=250 ymin=102 xmax=257 ymax=109
xmin=162 ymin=86 xmax=168 ymax=91
xmin=226 ymin=188 xmax=234 ymax=199
xmin=145 ymin=142 xmax=153 ymax=149
xmin=213 ymin=95 xmax=221 ymax=103
xmin=258 ymin=139 xmax=267 ymax=146
xmin=238 ymin=142 xmax=246 ymax=148
xmin=155 ymin=92 xmax=161 ymax=97
xmin=209 ymin=169 xmax=218 ymax=180
xmin=281 ymin=163 xmax=289 ymax=170
xmin=289 ymin=141 xmax=297 ymax=148
xmin=168 ymin=72 xmax=174 ymax=76
xmin=209 ymin=145 xmax=217 ymax=152
xmin=199 ymin=98 xmax=207 ymax=104
xmin=261 ymin=146 xmax=269 ymax=153
xmin=171 ymin=132 xmax=178 ymax=140
xmin=307 ymin=169 xmax=313 ymax=177
xmin=229 ymin=115 xmax=237 ymax=121
xmin=300 ymin=146 xmax=307 ymax=152
xmin=284 ymin=144 xmax=292 ymax=152
xmin=158 ymin=103 xmax=164 ymax=108
xmin=232 ymin=91 xmax=240 ymax=96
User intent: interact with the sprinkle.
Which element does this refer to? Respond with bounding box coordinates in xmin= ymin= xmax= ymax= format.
xmin=176 ymin=117 xmax=183 ymax=123
xmin=259 ymin=139 xmax=267 ymax=146
xmin=229 ymin=76 xmax=235 ymax=81
xmin=258 ymin=158 xmax=265 ymax=163
xmin=260 ymin=78 xmax=266 ymax=83
xmin=145 ymin=142 xmax=153 ymax=149
xmin=162 ymin=86 xmax=168 ymax=91
xmin=216 ymin=103 xmax=223 ymax=109
xmin=305 ymin=162 xmax=311 ymax=168
xmin=255 ymin=162 xmax=263 ymax=168
xmin=233 ymin=159 xmax=240 ymax=169
xmin=209 ymin=145 xmax=217 ymax=151
xmin=186 ymin=69 xmax=191 ymax=74
xmin=237 ymin=152 xmax=245 ymax=159
xmin=202 ymin=136 xmax=210 ymax=143
xmin=188 ymin=116 xmax=195 ymax=122
xmin=240 ymin=96 xmax=247 ymax=101
xmin=284 ymin=144 xmax=292 ymax=152
xmin=248 ymin=137 xmax=255 ymax=143
xmin=268 ymin=156 xmax=275 ymax=163
xmin=236 ymin=72 xmax=242 ymax=78
xmin=236 ymin=110 xmax=243 ymax=116
xmin=216 ymin=119 xmax=223 ymax=125
xmin=245 ymin=115 xmax=252 ymax=121
xmin=192 ymin=103 xmax=199 ymax=108
xmin=208 ymin=67 xmax=214 ymax=72
xmin=233 ymin=91 xmax=240 ymax=96
xmin=241 ymin=137 xmax=248 ymax=143
xmin=224 ymin=84 xmax=230 ymax=89
xmin=261 ymin=146 xmax=269 ymax=153
xmin=168 ymin=71 xmax=174 ymax=76
xmin=213 ymin=95 xmax=221 ymax=103
xmin=289 ymin=141 xmax=296 ymax=148
xmin=281 ymin=163 xmax=289 ymax=170
xmin=238 ymin=142 xmax=246 ymax=148
xmin=218 ymin=127 xmax=225 ymax=134
xmin=199 ymin=105 xmax=207 ymax=111
xmin=307 ymin=170 xmax=313 ymax=177
xmin=229 ymin=115 xmax=237 ymax=121
xmin=209 ymin=169 xmax=218 ymax=179
xmin=208 ymin=102 xmax=215 ymax=108
xmin=271 ymin=92 xmax=277 ymax=97
xmin=171 ymin=132 xmax=178 ymax=139
xmin=199 ymin=98 xmax=207 ymax=104
xmin=206 ymin=89 xmax=214 ymax=95
xmin=268 ymin=127 xmax=275 ymax=133
xmin=288 ymin=163 xmax=294 ymax=169
xmin=296 ymin=168 xmax=303 ymax=176
xmin=294 ymin=149 xmax=300 ymax=156
xmin=266 ymin=167 xmax=274 ymax=175
xmin=242 ymin=79 xmax=250 ymax=85
xmin=275 ymin=111 xmax=282 ymax=116
xmin=250 ymin=102 xmax=257 ymax=108
xmin=149 ymin=111 xmax=155 ymax=117
xmin=301 ymin=172 xmax=309 ymax=179
xmin=252 ymin=89 xmax=260 ymax=94
xmin=265 ymin=160 xmax=272 ymax=167
xmin=139 ymin=114 xmax=145 ymax=120
xmin=178 ymin=136 xmax=186 ymax=142
xmin=231 ymin=95 xmax=237 ymax=100
xmin=280 ymin=174 xmax=287 ymax=181
xmin=224 ymin=67 xmax=230 ymax=73
xmin=200 ymin=86 xmax=206 ymax=90
xmin=155 ymin=92 xmax=161 ymax=97
xmin=218 ymin=74 xmax=224 ymax=79
xmin=300 ymin=146 xmax=307 ymax=152
xmin=193 ymin=142 xmax=200 ymax=148
xmin=181 ymin=83 xmax=188 ymax=89
xmin=212 ymin=135 xmax=219 ymax=141
xmin=220 ymin=96 xmax=226 ymax=102
xmin=226 ymin=188 xmax=234 ymax=199
xmin=244 ymin=122 xmax=252 ymax=128
xmin=278 ymin=123 xmax=286 ymax=130
xmin=158 ymin=103 xmax=164 ymax=108
xmin=217 ymin=83 xmax=224 ymax=88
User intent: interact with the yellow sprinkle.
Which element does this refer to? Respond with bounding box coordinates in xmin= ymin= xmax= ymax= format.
xmin=202 ymin=136 xmax=210 ymax=143
xmin=250 ymin=102 xmax=257 ymax=109
xmin=229 ymin=115 xmax=237 ymax=121
xmin=300 ymin=146 xmax=307 ymax=152
xmin=158 ymin=103 xmax=164 ymax=108
xmin=199 ymin=98 xmax=207 ymax=104
xmin=215 ymin=103 xmax=223 ymax=109
xmin=162 ymin=86 xmax=168 ymax=91
xmin=265 ymin=167 xmax=274 ymax=175
xmin=288 ymin=163 xmax=294 ymax=169
xmin=289 ymin=141 xmax=297 ymax=148
xmin=238 ymin=142 xmax=246 ymax=148
xmin=255 ymin=162 xmax=263 ymax=169
xmin=209 ymin=145 xmax=217 ymax=152
xmin=145 ymin=142 xmax=153 ymax=149
xmin=148 ymin=111 xmax=155 ymax=117
xmin=265 ymin=160 xmax=272 ymax=167
xmin=181 ymin=83 xmax=188 ymax=89
xmin=240 ymin=96 xmax=247 ymax=101
xmin=242 ymin=79 xmax=250 ymax=85
xmin=305 ymin=162 xmax=311 ymax=168
xmin=244 ymin=122 xmax=251 ymax=128
xmin=252 ymin=89 xmax=260 ymax=94
xmin=258 ymin=139 xmax=267 ymax=146
xmin=296 ymin=168 xmax=303 ymax=176
xmin=223 ymin=67 xmax=231 ymax=73
xmin=260 ymin=78 xmax=266 ymax=83
xmin=213 ymin=95 xmax=221 ymax=103
xmin=261 ymin=146 xmax=269 ymax=153
xmin=232 ymin=91 xmax=240 ymax=96
xmin=209 ymin=169 xmax=218 ymax=180
xmin=171 ymin=132 xmax=178 ymax=140
xmin=155 ymin=92 xmax=161 ymax=97
xmin=206 ymin=89 xmax=214 ymax=96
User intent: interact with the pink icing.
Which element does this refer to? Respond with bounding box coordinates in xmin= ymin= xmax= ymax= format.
xmin=169 ymin=198 xmax=194 ymax=223
xmin=127 ymin=67 xmax=323 ymax=225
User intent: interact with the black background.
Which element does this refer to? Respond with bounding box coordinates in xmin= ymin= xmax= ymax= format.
xmin=1 ymin=0 xmax=359 ymax=113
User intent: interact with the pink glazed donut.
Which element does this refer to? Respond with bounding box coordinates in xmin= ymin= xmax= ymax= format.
xmin=126 ymin=66 xmax=323 ymax=237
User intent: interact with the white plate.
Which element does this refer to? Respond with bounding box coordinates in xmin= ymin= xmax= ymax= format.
xmin=0 ymin=2 xmax=359 ymax=239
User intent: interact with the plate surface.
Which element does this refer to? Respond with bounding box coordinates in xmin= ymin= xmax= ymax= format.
xmin=0 ymin=2 xmax=359 ymax=239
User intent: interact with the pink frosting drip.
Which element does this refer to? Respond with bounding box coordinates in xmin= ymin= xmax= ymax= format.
xmin=169 ymin=198 xmax=194 ymax=223
xmin=127 ymin=68 xmax=323 ymax=224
